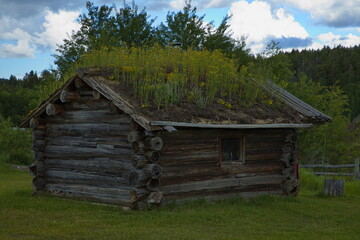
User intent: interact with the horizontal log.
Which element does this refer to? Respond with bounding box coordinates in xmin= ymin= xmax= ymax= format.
xmin=46 ymin=123 xmax=131 ymax=133
xmin=45 ymin=169 xmax=131 ymax=186
xmin=44 ymin=145 xmax=132 ymax=158
xmin=161 ymin=143 xmax=218 ymax=152
xmin=43 ymin=135 xmax=128 ymax=145
xmin=60 ymin=90 xmax=81 ymax=103
xmin=68 ymin=98 xmax=109 ymax=110
xmin=160 ymin=174 xmax=286 ymax=195
xmin=160 ymin=163 xmax=283 ymax=186
xmin=44 ymin=138 xmax=131 ymax=150
xmin=246 ymin=152 xmax=283 ymax=161
xmin=45 ymin=185 xmax=134 ymax=207
xmin=46 ymin=103 xmax=64 ymax=116
xmin=45 ymin=183 xmax=133 ymax=199
xmin=46 ymin=111 xmax=132 ymax=124
xmin=44 ymin=159 xmax=134 ymax=175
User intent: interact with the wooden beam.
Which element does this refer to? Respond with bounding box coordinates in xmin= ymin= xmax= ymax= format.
xmin=150 ymin=121 xmax=313 ymax=129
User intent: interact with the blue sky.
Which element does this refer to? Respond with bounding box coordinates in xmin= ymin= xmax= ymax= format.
xmin=1 ymin=0 xmax=360 ymax=79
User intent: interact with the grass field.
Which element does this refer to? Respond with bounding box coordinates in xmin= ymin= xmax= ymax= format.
xmin=1 ymin=164 xmax=360 ymax=240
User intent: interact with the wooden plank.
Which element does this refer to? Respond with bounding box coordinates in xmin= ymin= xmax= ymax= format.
xmin=151 ymin=121 xmax=313 ymax=129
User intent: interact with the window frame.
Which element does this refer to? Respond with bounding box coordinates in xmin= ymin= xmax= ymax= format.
xmin=218 ymin=136 xmax=245 ymax=166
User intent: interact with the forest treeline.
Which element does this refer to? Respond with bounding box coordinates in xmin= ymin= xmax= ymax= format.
xmin=0 ymin=0 xmax=359 ymax=166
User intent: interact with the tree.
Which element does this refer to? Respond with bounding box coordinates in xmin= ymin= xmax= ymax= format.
xmin=156 ymin=0 xmax=206 ymax=50
xmin=55 ymin=1 xmax=156 ymax=76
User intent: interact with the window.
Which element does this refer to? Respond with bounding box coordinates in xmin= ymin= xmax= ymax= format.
xmin=219 ymin=137 xmax=245 ymax=164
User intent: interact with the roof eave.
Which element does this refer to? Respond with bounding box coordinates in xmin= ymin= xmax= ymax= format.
xmin=150 ymin=121 xmax=314 ymax=129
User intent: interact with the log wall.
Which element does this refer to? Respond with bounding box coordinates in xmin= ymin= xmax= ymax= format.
xmin=29 ymin=79 xmax=299 ymax=209
xmin=158 ymin=128 xmax=299 ymax=202
xmin=30 ymin=85 xmax=138 ymax=208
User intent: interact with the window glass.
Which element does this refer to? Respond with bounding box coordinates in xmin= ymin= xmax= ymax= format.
xmin=221 ymin=138 xmax=240 ymax=161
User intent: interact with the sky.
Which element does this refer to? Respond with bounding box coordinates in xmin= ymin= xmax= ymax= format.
xmin=1 ymin=0 xmax=360 ymax=78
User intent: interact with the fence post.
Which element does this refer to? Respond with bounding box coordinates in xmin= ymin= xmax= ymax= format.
xmin=355 ymin=158 xmax=360 ymax=179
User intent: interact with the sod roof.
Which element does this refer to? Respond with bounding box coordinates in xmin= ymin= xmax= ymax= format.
xmin=21 ymin=67 xmax=331 ymax=131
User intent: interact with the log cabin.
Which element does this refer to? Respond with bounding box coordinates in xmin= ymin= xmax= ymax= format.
xmin=21 ymin=67 xmax=331 ymax=209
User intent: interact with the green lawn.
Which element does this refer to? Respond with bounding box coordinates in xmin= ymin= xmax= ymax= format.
xmin=1 ymin=165 xmax=359 ymax=240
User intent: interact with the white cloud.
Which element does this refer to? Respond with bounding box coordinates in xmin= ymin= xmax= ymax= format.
xmin=317 ymin=32 xmax=360 ymax=48
xmin=229 ymin=0 xmax=309 ymax=53
xmin=267 ymin=0 xmax=360 ymax=27
xmin=0 ymin=27 xmax=35 ymax=58
xmin=35 ymin=9 xmax=81 ymax=49
xmin=169 ymin=0 xmax=186 ymax=10
xmin=0 ymin=9 xmax=80 ymax=58
xmin=0 ymin=40 xmax=35 ymax=58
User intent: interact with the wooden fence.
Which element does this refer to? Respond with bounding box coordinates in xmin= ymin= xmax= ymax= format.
xmin=300 ymin=158 xmax=360 ymax=179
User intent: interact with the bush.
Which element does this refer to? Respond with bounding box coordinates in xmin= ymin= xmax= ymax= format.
xmin=0 ymin=115 xmax=33 ymax=166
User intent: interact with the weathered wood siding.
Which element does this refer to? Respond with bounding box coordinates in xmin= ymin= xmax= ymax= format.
xmin=31 ymin=87 xmax=136 ymax=207
xmin=158 ymin=128 xmax=298 ymax=202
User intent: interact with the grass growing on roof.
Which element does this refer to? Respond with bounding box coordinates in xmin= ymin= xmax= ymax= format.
xmin=65 ymin=45 xmax=273 ymax=109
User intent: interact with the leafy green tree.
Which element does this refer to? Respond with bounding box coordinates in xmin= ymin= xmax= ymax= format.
xmin=286 ymin=73 xmax=355 ymax=164
xmin=55 ymin=1 xmax=156 ymax=76
xmin=156 ymin=0 xmax=206 ymax=50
